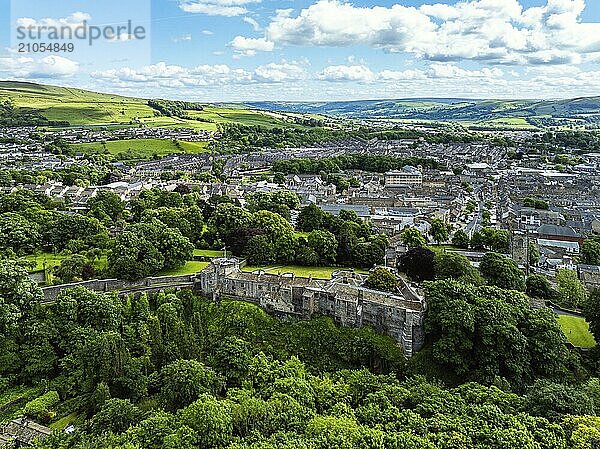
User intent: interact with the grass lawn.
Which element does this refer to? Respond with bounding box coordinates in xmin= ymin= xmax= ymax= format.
xmin=159 ymin=261 xmax=209 ymax=276
xmin=193 ymin=249 xmax=225 ymax=258
xmin=557 ymin=315 xmax=596 ymax=348
xmin=24 ymin=253 xmax=67 ymax=272
xmin=70 ymin=138 xmax=209 ymax=160
xmin=24 ymin=252 xmax=108 ymax=277
xmin=50 ymin=412 xmax=81 ymax=431
xmin=242 ymin=265 xmax=368 ymax=279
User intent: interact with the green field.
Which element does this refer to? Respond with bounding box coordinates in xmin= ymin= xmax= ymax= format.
xmin=70 ymin=138 xmax=209 ymax=160
xmin=557 ymin=315 xmax=596 ymax=348
xmin=159 ymin=261 xmax=209 ymax=276
xmin=193 ymin=249 xmax=225 ymax=258
xmin=24 ymin=252 xmax=108 ymax=274
xmin=242 ymin=265 xmax=368 ymax=279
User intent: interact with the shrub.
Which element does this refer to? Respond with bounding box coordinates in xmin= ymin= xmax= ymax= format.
xmin=23 ymin=390 xmax=60 ymax=423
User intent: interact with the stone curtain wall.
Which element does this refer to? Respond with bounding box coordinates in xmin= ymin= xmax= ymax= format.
xmin=41 ymin=274 xmax=197 ymax=301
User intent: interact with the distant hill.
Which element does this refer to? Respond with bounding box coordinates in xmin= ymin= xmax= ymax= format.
xmin=0 ymin=81 xmax=305 ymax=129
xmin=246 ymin=97 xmax=600 ymax=129
xmin=2 ymin=81 xmax=599 ymax=129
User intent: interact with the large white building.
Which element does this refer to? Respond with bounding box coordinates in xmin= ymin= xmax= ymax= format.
xmin=384 ymin=166 xmax=423 ymax=187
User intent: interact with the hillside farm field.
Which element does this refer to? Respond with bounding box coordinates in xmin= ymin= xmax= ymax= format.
xmin=0 ymin=81 xmax=154 ymax=125
xmin=70 ymin=138 xmax=209 ymax=160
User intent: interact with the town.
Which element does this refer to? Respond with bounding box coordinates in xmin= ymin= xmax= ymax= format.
xmin=2 ymin=0 xmax=600 ymax=444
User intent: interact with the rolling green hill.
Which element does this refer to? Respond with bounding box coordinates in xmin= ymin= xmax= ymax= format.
xmin=248 ymin=97 xmax=600 ymax=129
xmin=3 ymin=81 xmax=599 ymax=130
xmin=0 ymin=81 xmax=304 ymax=130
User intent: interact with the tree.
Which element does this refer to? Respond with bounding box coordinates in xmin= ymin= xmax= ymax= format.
xmin=295 ymin=245 xmax=320 ymax=266
xmin=159 ymin=360 xmax=223 ymax=411
xmin=479 ymin=252 xmax=525 ymax=291
xmin=452 ymin=230 xmax=470 ymax=249
xmin=209 ymin=203 xmax=252 ymax=240
xmin=108 ymin=221 xmax=193 ymax=280
xmin=429 ymin=219 xmax=452 ymax=245
xmin=181 ymin=395 xmax=233 ymax=448
xmin=54 ymin=254 xmax=96 ymax=283
xmin=525 ymin=274 xmax=557 ymax=301
xmin=434 ymin=252 xmax=482 ymax=285
xmin=581 ymin=238 xmax=600 ymax=266
xmin=400 ymin=227 xmax=426 ymax=248
xmin=424 ymin=280 xmax=570 ymax=388
xmin=556 ymin=268 xmax=587 ymax=309
xmin=307 ymin=230 xmax=338 ymax=264
xmin=398 ymin=247 xmax=435 ymax=282
xmin=246 ymin=191 xmax=300 ymax=221
xmin=48 ymin=213 xmax=108 ymax=251
xmin=297 ymin=204 xmax=324 ymax=232
xmin=364 ymin=267 xmax=398 ymax=293
xmin=0 ymin=259 xmax=45 ymax=378
xmin=87 ymin=191 xmax=125 ymax=224
xmin=245 ymin=235 xmax=275 ymax=266
xmin=583 ymin=289 xmax=600 ymax=341
xmin=528 ymin=241 xmax=540 ymax=267
xmin=91 ymin=398 xmax=143 ymax=434
xmin=251 ymin=210 xmax=294 ymax=242
xmin=522 ymin=380 xmax=594 ymax=421
xmin=0 ymin=212 xmax=40 ymax=254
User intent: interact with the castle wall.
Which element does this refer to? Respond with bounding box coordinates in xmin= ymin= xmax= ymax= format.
xmin=199 ymin=259 xmax=426 ymax=356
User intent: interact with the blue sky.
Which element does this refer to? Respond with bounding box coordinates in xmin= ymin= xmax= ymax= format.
xmin=0 ymin=0 xmax=599 ymax=101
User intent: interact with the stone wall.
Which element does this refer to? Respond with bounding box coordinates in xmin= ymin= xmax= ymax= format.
xmin=41 ymin=274 xmax=197 ymax=301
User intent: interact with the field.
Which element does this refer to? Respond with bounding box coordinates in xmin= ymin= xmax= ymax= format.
xmin=159 ymin=261 xmax=209 ymax=276
xmin=193 ymin=249 xmax=225 ymax=258
xmin=242 ymin=265 xmax=368 ymax=279
xmin=24 ymin=252 xmax=108 ymax=281
xmin=70 ymin=138 xmax=209 ymax=160
xmin=557 ymin=315 xmax=596 ymax=348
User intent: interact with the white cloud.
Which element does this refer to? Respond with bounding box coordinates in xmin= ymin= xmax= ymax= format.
xmin=230 ymin=36 xmax=274 ymax=56
xmin=173 ymin=34 xmax=193 ymax=43
xmin=91 ymin=60 xmax=305 ymax=87
xmin=317 ymin=65 xmax=375 ymax=82
xmin=378 ymin=69 xmax=427 ymax=81
xmin=260 ymin=0 xmax=600 ymax=66
xmin=427 ymin=63 xmax=503 ymax=79
xmin=254 ymin=61 xmax=307 ymax=82
xmin=243 ymin=17 xmax=261 ymax=31
xmin=179 ymin=0 xmax=260 ymax=17
xmin=318 ymin=62 xmax=503 ymax=83
xmin=0 ymin=55 xmax=79 ymax=78
xmin=16 ymin=12 xmax=91 ymax=31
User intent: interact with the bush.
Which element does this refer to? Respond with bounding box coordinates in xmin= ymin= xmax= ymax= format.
xmin=23 ymin=390 xmax=60 ymax=423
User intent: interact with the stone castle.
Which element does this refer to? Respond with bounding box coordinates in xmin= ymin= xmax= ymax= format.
xmin=198 ymin=259 xmax=426 ymax=356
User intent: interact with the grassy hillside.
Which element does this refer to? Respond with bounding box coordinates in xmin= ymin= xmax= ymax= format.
xmin=0 ymin=81 xmax=305 ymax=129
xmin=0 ymin=81 xmax=154 ymax=125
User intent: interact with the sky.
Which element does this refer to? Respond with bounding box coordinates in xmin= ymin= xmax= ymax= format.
xmin=0 ymin=0 xmax=599 ymax=101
